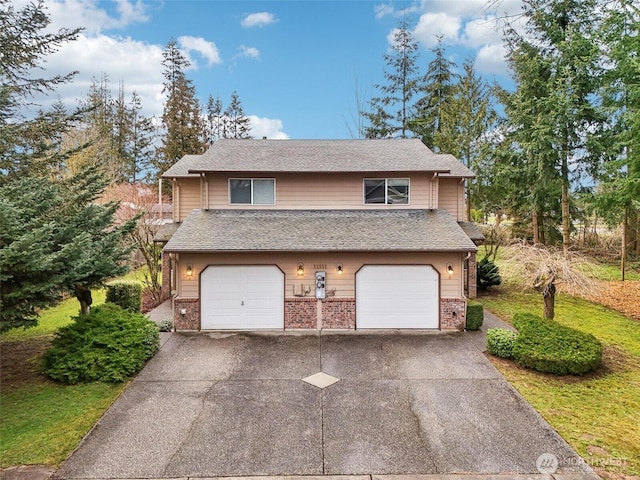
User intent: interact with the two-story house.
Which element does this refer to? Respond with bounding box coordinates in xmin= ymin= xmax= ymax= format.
xmin=156 ymin=138 xmax=483 ymax=331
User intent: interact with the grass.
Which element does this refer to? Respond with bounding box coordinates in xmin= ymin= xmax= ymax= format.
xmin=479 ymin=290 xmax=640 ymax=477
xmin=0 ymin=269 xmax=146 ymax=467
xmin=0 ymin=382 xmax=126 ymax=466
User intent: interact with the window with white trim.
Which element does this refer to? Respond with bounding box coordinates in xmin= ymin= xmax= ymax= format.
xmin=364 ymin=178 xmax=409 ymax=204
xmin=229 ymin=178 xmax=275 ymax=205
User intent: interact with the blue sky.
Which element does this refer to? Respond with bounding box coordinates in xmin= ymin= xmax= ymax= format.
xmin=32 ymin=0 xmax=524 ymax=139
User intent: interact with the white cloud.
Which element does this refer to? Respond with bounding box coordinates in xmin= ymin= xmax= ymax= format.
xmin=238 ymin=45 xmax=261 ymax=59
xmin=374 ymin=3 xmax=395 ymax=19
xmin=413 ymin=13 xmax=461 ymax=48
xmin=241 ymin=12 xmax=277 ymax=28
xmin=43 ymin=0 xmax=149 ymax=34
xmin=475 ymin=43 xmax=510 ymax=77
xmin=34 ymin=33 xmax=164 ymax=119
xmin=178 ymin=36 xmax=221 ymax=67
xmin=461 ymin=15 xmax=503 ymax=48
xmin=248 ymin=116 xmax=289 ymax=139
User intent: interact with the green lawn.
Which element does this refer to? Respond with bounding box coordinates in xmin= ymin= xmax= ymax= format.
xmin=479 ymin=290 xmax=640 ymax=477
xmin=0 ymin=270 xmax=147 ymax=467
xmin=0 ymin=382 xmax=126 ymax=466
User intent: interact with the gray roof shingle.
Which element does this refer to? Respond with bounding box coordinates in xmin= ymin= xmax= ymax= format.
xmin=162 ymin=154 xmax=202 ymax=178
xmin=162 ymin=139 xmax=475 ymax=177
xmin=163 ymin=209 xmax=478 ymax=253
xmin=458 ymin=221 xmax=485 ymax=243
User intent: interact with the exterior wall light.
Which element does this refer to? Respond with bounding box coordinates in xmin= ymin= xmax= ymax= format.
xmin=337 ymin=263 xmax=343 ymax=275
xmin=297 ymin=263 xmax=304 ymax=276
xmin=186 ymin=265 xmax=193 ymax=278
xmin=447 ymin=264 xmax=454 ymax=276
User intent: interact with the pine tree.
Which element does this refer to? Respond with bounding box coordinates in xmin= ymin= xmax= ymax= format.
xmin=205 ymin=94 xmax=224 ymax=144
xmin=413 ymin=36 xmax=458 ymax=150
xmin=434 ymin=59 xmax=497 ymax=220
xmin=0 ymin=0 xmax=81 ymax=180
xmin=503 ymin=0 xmax=604 ymax=251
xmin=156 ymin=39 xmax=205 ymax=177
xmin=596 ymin=0 xmax=640 ymax=277
xmin=223 ymin=91 xmax=251 ymax=139
xmin=362 ymin=19 xmax=420 ymax=139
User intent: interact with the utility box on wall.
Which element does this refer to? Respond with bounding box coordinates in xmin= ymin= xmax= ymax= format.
xmin=315 ymin=271 xmax=326 ymax=299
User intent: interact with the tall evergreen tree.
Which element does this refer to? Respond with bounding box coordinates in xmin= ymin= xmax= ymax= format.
xmin=0 ymin=1 xmax=135 ymax=329
xmin=596 ymin=0 xmax=640 ymax=277
xmin=413 ymin=36 xmax=458 ymax=150
xmin=434 ymin=59 xmax=497 ymax=220
xmin=156 ymin=39 xmax=205 ymax=177
xmin=0 ymin=0 xmax=81 ymax=180
xmin=503 ymin=0 xmax=604 ymax=251
xmin=205 ymin=94 xmax=224 ymax=144
xmin=362 ymin=19 xmax=420 ymax=138
xmin=223 ymin=91 xmax=251 ymax=139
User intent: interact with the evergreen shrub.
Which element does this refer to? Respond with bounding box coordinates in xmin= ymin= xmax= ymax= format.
xmin=106 ymin=282 xmax=142 ymax=312
xmin=466 ymin=302 xmax=484 ymax=330
xmin=44 ymin=303 xmax=159 ymax=384
xmin=512 ymin=312 xmax=602 ymax=375
xmin=487 ymin=328 xmax=518 ymax=359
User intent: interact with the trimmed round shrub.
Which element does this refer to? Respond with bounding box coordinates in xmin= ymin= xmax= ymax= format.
xmin=106 ymin=281 xmax=142 ymax=312
xmin=44 ymin=303 xmax=159 ymax=384
xmin=486 ymin=328 xmax=518 ymax=359
xmin=511 ymin=312 xmax=602 ymax=375
xmin=158 ymin=318 xmax=173 ymax=332
xmin=466 ymin=303 xmax=484 ymax=330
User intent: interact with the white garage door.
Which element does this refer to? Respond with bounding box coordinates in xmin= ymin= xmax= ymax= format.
xmin=201 ymin=266 xmax=284 ymax=330
xmin=356 ymin=265 xmax=439 ymax=329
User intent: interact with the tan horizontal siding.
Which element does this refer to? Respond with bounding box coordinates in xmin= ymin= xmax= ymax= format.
xmin=175 ymin=251 xmax=463 ymax=300
xmin=176 ymin=178 xmax=201 ymax=221
xmin=206 ymin=173 xmax=433 ymax=210
xmin=438 ymin=178 xmax=461 ymax=220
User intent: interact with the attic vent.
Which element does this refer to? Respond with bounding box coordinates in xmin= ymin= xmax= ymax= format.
xmin=262 ymin=136 xmax=267 ymax=140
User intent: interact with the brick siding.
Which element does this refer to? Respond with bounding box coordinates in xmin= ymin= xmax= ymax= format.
xmin=161 ymin=252 xmax=171 ymax=302
xmin=285 ymin=298 xmax=317 ymax=329
xmin=174 ymin=297 xmax=200 ymax=330
xmin=467 ymin=255 xmax=478 ymax=299
xmin=322 ymin=298 xmax=356 ymax=329
xmin=441 ymin=298 xmax=466 ymax=330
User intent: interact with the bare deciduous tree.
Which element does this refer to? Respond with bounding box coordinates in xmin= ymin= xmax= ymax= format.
xmin=501 ymin=241 xmax=597 ymax=319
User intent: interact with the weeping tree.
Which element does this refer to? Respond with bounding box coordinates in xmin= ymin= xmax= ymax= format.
xmin=501 ymin=242 xmax=596 ymax=319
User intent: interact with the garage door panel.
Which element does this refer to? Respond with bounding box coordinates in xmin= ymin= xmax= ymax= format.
xmin=356 ymin=265 xmax=439 ymax=329
xmin=201 ymin=266 xmax=284 ymax=330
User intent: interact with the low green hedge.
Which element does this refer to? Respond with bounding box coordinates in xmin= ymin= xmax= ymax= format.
xmin=466 ymin=302 xmax=484 ymax=330
xmin=106 ymin=281 xmax=142 ymax=313
xmin=44 ymin=303 xmax=159 ymax=384
xmin=487 ymin=328 xmax=517 ymax=359
xmin=511 ymin=312 xmax=602 ymax=375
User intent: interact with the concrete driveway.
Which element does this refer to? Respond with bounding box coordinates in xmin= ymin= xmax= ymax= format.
xmin=54 ymin=321 xmax=596 ymax=479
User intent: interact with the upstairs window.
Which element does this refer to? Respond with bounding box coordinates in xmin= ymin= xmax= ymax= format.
xmin=364 ymin=178 xmax=409 ymax=204
xmin=229 ymin=178 xmax=275 ymax=205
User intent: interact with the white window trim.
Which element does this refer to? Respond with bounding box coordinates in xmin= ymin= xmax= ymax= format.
xmin=363 ymin=178 xmax=410 ymax=205
xmin=228 ymin=178 xmax=276 ymax=205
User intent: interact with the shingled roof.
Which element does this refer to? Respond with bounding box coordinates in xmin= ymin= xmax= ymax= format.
xmin=163 ymin=209 xmax=478 ymax=253
xmin=162 ymin=139 xmax=475 ymax=177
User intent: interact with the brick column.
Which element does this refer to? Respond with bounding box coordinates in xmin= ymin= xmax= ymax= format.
xmin=161 ymin=251 xmax=171 ymax=302
xmin=468 ymin=255 xmax=478 ymax=299
xmin=174 ymin=298 xmax=200 ymax=330
xmin=441 ymin=298 xmax=466 ymax=330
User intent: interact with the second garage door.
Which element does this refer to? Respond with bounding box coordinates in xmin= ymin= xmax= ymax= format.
xmin=201 ymin=265 xmax=284 ymax=330
xmin=356 ymin=265 xmax=439 ymax=329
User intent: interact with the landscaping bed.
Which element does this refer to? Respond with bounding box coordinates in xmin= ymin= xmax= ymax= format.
xmin=479 ymin=290 xmax=640 ymax=479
